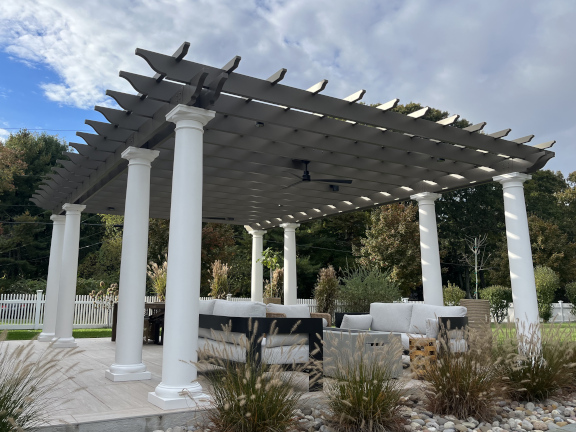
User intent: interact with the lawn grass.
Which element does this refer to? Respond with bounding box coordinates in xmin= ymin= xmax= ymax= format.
xmin=4 ymin=328 xmax=112 ymax=341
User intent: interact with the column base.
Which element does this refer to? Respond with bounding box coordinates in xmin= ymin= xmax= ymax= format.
xmin=51 ymin=337 xmax=78 ymax=348
xmin=148 ymin=382 xmax=210 ymax=410
xmin=37 ymin=332 xmax=55 ymax=342
xmin=106 ymin=369 xmax=152 ymax=382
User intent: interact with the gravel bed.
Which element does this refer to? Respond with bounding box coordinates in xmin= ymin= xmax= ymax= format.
xmin=150 ymin=387 xmax=576 ymax=432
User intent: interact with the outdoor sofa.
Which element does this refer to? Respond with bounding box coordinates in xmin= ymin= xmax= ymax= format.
xmin=197 ymin=299 xmax=324 ymax=391
xmin=338 ymin=302 xmax=468 ymax=350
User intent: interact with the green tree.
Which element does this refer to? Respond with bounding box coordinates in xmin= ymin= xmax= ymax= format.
xmin=357 ymin=203 xmax=421 ymax=296
xmin=534 ymin=265 xmax=560 ymax=322
xmin=0 ymin=144 xmax=26 ymax=195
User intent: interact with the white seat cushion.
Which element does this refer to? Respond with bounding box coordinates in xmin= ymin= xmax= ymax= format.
xmin=370 ymin=303 xmax=413 ymax=333
xmin=408 ymin=304 xmax=467 ymax=334
xmin=213 ymin=299 xmax=267 ymax=318
xmin=340 ymin=314 xmax=372 ymax=330
xmin=266 ymin=303 xmax=311 ymax=318
xmin=198 ymin=337 xmax=310 ymax=364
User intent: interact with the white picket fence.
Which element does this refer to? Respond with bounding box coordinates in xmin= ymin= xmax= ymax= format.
xmin=1 ymin=293 xmax=575 ymax=330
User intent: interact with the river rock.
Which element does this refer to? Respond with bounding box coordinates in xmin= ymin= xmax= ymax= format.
xmin=533 ymin=421 xmax=548 ymax=431
xmin=521 ymin=420 xmax=534 ymax=430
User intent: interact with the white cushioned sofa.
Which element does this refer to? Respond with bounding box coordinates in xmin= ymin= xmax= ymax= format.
xmin=197 ymin=299 xmax=324 ymax=391
xmin=340 ymin=302 xmax=468 ymax=350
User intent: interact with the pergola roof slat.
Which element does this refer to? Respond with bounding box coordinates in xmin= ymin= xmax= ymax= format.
xmin=31 ymin=43 xmax=554 ymax=228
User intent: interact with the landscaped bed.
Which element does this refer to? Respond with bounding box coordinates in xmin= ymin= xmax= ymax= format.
xmin=5 ymin=328 xmax=112 ymax=340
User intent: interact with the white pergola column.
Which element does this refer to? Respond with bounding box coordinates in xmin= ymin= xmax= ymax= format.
xmin=106 ymin=147 xmax=159 ymax=382
xmin=148 ymin=105 xmax=215 ymax=410
xmin=494 ymin=172 xmax=540 ymax=348
xmin=38 ymin=215 xmax=66 ymax=342
xmin=280 ymin=223 xmax=300 ymax=306
xmin=411 ymin=192 xmax=444 ymax=306
xmin=52 ymin=203 xmax=86 ymax=348
xmin=245 ymin=227 xmax=267 ymax=302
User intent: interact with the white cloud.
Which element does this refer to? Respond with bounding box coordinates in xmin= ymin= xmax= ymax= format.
xmin=0 ymin=0 xmax=574 ymax=174
xmin=0 ymin=128 xmax=10 ymax=142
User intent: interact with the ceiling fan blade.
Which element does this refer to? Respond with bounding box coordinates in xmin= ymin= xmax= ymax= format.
xmin=282 ymin=180 xmax=304 ymax=190
xmin=286 ymin=171 xmax=303 ymax=179
xmin=313 ymin=179 xmax=353 ymax=184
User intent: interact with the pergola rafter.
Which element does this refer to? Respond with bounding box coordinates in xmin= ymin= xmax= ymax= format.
xmin=32 ymin=41 xmax=554 ymax=231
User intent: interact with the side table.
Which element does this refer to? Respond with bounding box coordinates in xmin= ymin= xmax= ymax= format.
xmin=409 ymin=337 xmax=437 ymax=378
xmin=323 ymin=328 xmax=402 ymax=378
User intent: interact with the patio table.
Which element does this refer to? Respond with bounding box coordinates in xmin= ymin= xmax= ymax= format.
xmin=322 ymin=328 xmax=402 ymax=378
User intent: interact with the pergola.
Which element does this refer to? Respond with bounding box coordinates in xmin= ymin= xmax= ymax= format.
xmin=32 ymin=42 xmax=555 ymax=409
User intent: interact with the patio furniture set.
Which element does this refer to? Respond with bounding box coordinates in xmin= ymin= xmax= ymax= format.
xmin=176 ymin=299 xmax=481 ymax=390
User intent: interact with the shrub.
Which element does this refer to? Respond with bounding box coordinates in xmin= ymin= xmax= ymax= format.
xmin=339 ymin=267 xmax=401 ymax=313
xmin=147 ymin=255 xmax=168 ymax=301
xmin=565 ymin=281 xmax=576 ymax=317
xmin=325 ymin=333 xmax=404 ymax=431
xmin=534 ymin=266 xmax=560 ymax=322
xmin=314 ymin=265 xmax=339 ymax=319
xmin=2 ymin=279 xmax=46 ymax=295
xmin=0 ymin=331 xmax=83 ymax=430
xmin=480 ymin=285 xmax=513 ymax=323
xmin=76 ymin=278 xmax=105 ymax=296
xmin=443 ymin=282 xmax=465 ymax=306
xmin=494 ymin=321 xmax=576 ymax=401
xmin=196 ymin=321 xmax=308 ymax=432
xmin=421 ymin=329 xmax=505 ymax=421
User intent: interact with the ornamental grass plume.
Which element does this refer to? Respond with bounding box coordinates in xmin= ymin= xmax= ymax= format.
xmin=420 ymin=326 xmax=506 ymax=421
xmin=208 ymin=259 xmax=231 ymax=300
xmin=0 ymin=331 xmax=83 ymax=431
xmin=314 ymin=265 xmax=339 ymax=320
xmin=324 ymin=332 xmax=405 ymax=432
xmin=147 ymin=254 xmax=168 ymax=301
xmin=195 ymin=319 xmax=316 ymax=432
xmin=494 ymin=320 xmax=576 ymax=401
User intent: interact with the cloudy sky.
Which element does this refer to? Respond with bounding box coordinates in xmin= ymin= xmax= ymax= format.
xmin=0 ymin=0 xmax=574 ymax=176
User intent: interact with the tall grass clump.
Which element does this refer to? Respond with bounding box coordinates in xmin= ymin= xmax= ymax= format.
xmin=325 ymin=333 xmax=404 ymax=432
xmin=0 ymin=331 xmax=83 ymax=431
xmin=495 ymin=321 xmax=576 ymax=401
xmin=208 ymin=260 xmax=231 ymax=299
xmin=147 ymin=254 xmax=168 ymax=301
xmin=420 ymin=328 xmax=505 ymax=421
xmin=314 ymin=265 xmax=339 ymax=319
xmin=480 ymin=285 xmax=513 ymax=323
xmin=339 ymin=266 xmax=400 ymax=313
xmin=196 ymin=320 xmax=312 ymax=432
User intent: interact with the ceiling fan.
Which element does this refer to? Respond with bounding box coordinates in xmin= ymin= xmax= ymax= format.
xmin=283 ymin=160 xmax=353 ymax=190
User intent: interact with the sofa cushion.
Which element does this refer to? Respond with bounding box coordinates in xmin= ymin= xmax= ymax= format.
xmin=340 ymin=314 xmax=372 ymax=330
xmin=370 ymin=303 xmax=413 ymax=333
xmin=199 ymin=299 xmax=216 ymax=315
xmin=213 ymin=300 xmax=267 ymax=318
xmin=425 ymin=318 xmax=439 ymax=338
xmin=408 ymin=304 xmax=467 ymax=334
xmin=266 ymin=303 xmax=311 ymax=318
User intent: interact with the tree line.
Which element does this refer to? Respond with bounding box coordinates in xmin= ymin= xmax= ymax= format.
xmin=1 ymin=104 xmax=574 ymax=301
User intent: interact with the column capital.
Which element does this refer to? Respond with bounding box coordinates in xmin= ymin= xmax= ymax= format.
xmin=244 ymin=226 xmax=267 ymax=237
xmin=493 ymin=172 xmax=532 ymax=187
xmin=280 ymin=222 xmax=301 ymax=231
xmin=50 ymin=214 xmax=66 ymax=224
xmin=121 ymin=147 xmax=160 ymax=165
xmin=410 ymin=192 xmax=441 ymax=203
xmin=166 ymin=105 xmax=215 ymax=128
xmin=62 ymin=203 xmax=86 ymax=214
